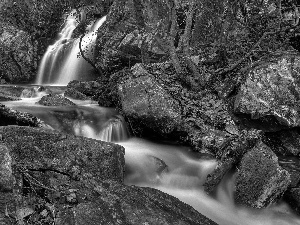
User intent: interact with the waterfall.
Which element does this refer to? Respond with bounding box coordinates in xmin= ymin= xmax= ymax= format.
xmin=35 ymin=11 xmax=106 ymax=85
xmin=74 ymin=115 xmax=130 ymax=142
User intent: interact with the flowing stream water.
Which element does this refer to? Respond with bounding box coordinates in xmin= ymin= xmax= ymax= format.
xmin=2 ymin=87 xmax=300 ymax=225
xmin=6 ymin=7 xmax=300 ymax=224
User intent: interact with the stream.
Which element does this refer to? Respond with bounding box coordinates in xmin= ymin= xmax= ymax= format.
xmin=2 ymin=85 xmax=300 ymax=225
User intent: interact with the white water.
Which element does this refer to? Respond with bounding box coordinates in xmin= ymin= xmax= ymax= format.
xmin=35 ymin=11 xmax=106 ymax=85
xmin=2 ymin=89 xmax=300 ymax=225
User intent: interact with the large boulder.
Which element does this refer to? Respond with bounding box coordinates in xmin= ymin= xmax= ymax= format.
xmin=0 ymin=126 xmax=217 ymax=225
xmin=118 ymin=63 xmax=182 ymax=138
xmin=234 ymin=51 xmax=300 ymax=131
xmin=234 ymin=141 xmax=290 ymax=208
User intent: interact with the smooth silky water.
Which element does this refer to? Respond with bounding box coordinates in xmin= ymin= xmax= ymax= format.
xmin=2 ymin=86 xmax=300 ymax=225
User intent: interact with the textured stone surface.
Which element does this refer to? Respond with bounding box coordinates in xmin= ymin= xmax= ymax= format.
xmin=0 ymin=126 xmax=217 ymax=225
xmin=64 ymin=87 xmax=90 ymax=100
xmin=0 ymin=103 xmax=46 ymax=127
xmin=118 ymin=64 xmax=182 ymax=138
xmin=95 ymin=0 xmax=168 ymax=74
xmin=37 ymin=94 xmax=76 ymax=106
xmin=235 ymin=142 xmax=290 ymax=208
xmin=0 ymin=24 xmax=36 ymax=83
xmin=234 ymin=52 xmax=300 ymax=131
xmin=0 ymin=126 xmax=125 ymax=183
xmin=0 ymin=144 xmax=14 ymax=191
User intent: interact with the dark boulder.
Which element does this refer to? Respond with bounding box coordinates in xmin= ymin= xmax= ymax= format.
xmin=234 ymin=51 xmax=300 ymax=131
xmin=37 ymin=94 xmax=76 ymax=106
xmin=118 ymin=64 xmax=182 ymax=138
xmin=0 ymin=104 xmax=46 ymax=127
xmin=0 ymin=126 xmax=217 ymax=225
xmin=0 ymin=126 xmax=125 ymax=186
xmin=234 ymin=141 xmax=290 ymax=208
xmin=263 ymin=129 xmax=300 ymax=156
xmin=64 ymin=87 xmax=90 ymax=100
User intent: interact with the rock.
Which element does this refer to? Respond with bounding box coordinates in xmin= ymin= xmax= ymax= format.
xmin=234 ymin=51 xmax=300 ymax=131
xmin=235 ymin=141 xmax=290 ymax=208
xmin=118 ymin=64 xmax=182 ymax=138
xmin=0 ymin=145 xmax=14 ymax=192
xmin=263 ymin=129 xmax=300 ymax=156
xmin=37 ymin=94 xmax=76 ymax=106
xmin=278 ymin=156 xmax=300 ymax=188
xmin=0 ymin=23 xmax=36 ymax=83
xmin=0 ymin=104 xmax=46 ymax=127
xmin=0 ymin=126 xmax=217 ymax=225
xmin=67 ymin=80 xmax=101 ymax=97
xmin=95 ymin=0 xmax=168 ymax=74
xmin=0 ymin=126 xmax=125 ymax=184
xmin=64 ymin=88 xmax=90 ymax=100
xmin=284 ymin=188 xmax=300 ymax=215
xmin=0 ymin=85 xmax=24 ymax=101
xmin=203 ymin=157 xmax=235 ymax=194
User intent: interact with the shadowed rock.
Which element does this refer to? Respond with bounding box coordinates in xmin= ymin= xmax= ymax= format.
xmin=235 ymin=141 xmax=290 ymax=208
xmin=0 ymin=126 xmax=217 ymax=225
xmin=0 ymin=104 xmax=46 ymax=127
xmin=37 ymin=94 xmax=76 ymax=106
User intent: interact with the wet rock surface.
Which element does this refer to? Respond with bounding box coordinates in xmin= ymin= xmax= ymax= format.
xmin=234 ymin=142 xmax=290 ymax=208
xmin=234 ymin=52 xmax=300 ymax=131
xmin=37 ymin=94 xmax=76 ymax=106
xmin=0 ymin=104 xmax=46 ymax=127
xmin=0 ymin=126 xmax=217 ymax=225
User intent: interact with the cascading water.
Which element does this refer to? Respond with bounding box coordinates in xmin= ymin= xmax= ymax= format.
xmin=2 ymin=89 xmax=300 ymax=225
xmin=35 ymin=11 xmax=106 ymax=85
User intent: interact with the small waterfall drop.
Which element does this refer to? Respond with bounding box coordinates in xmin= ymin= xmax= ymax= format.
xmin=36 ymin=11 xmax=106 ymax=85
xmin=74 ymin=114 xmax=130 ymax=142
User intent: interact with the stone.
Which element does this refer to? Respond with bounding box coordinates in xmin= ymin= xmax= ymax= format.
xmin=64 ymin=88 xmax=90 ymax=100
xmin=203 ymin=157 xmax=235 ymax=194
xmin=235 ymin=141 xmax=291 ymax=208
xmin=0 ymin=145 xmax=14 ymax=192
xmin=37 ymin=94 xmax=76 ymax=106
xmin=67 ymin=80 xmax=101 ymax=97
xmin=234 ymin=51 xmax=300 ymax=131
xmin=0 ymin=126 xmax=217 ymax=225
xmin=0 ymin=23 xmax=35 ymax=83
xmin=0 ymin=104 xmax=46 ymax=127
xmin=0 ymin=126 xmax=125 ymax=183
xmin=284 ymin=188 xmax=300 ymax=215
xmin=95 ymin=0 xmax=169 ymax=74
xmin=118 ymin=64 xmax=182 ymax=138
